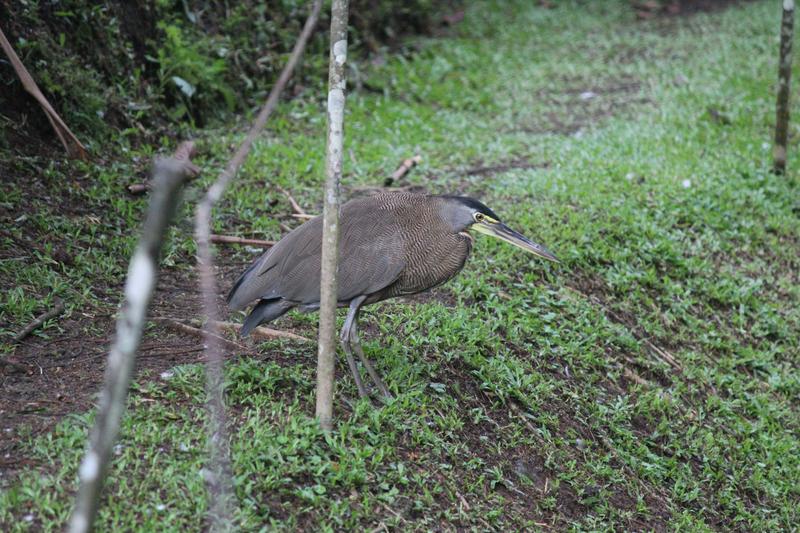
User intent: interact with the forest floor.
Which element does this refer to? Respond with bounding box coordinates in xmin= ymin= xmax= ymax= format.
xmin=2 ymin=0 xmax=800 ymax=530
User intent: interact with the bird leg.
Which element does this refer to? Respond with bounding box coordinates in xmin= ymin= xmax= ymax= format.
xmin=348 ymin=304 xmax=393 ymax=399
xmin=341 ymin=297 xmax=369 ymax=398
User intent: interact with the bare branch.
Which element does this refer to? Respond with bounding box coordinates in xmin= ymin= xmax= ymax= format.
xmin=68 ymin=146 xmax=194 ymax=533
xmin=277 ymin=185 xmax=307 ymax=215
xmin=192 ymin=1 xmax=323 ymax=528
xmin=774 ymin=0 xmax=795 ymax=174
xmin=153 ymin=318 xmax=255 ymax=355
xmin=126 ymin=183 xmax=151 ymax=195
xmin=387 ymin=154 xmax=422 ymax=185
xmin=210 ymin=235 xmax=276 ymax=247
xmin=211 ymin=320 xmax=311 ymax=343
xmin=0 ymin=26 xmax=88 ymax=160
xmin=12 ymin=299 xmax=65 ymax=343
xmin=316 ymin=0 xmax=351 ymax=431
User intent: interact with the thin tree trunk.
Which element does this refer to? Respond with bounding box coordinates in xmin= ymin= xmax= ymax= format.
xmin=774 ymin=0 xmax=795 ymax=175
xmin=68 ymin=145 xmax=194 ymax=533
xmin=316 ymin=0 xmax=350 ymax=431
xmin=192 ymin=2 xmax=323 ymax=528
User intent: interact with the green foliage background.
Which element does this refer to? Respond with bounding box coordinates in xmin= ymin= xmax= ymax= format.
xmin=0 ymin=0 xmax=440 ymax=146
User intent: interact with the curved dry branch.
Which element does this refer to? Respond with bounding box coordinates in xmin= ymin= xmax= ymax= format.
xmin=192 ymin=1 xmax=323 ymax=529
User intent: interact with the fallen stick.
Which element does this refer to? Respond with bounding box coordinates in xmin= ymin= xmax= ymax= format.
xmin=13 ymin=299 xmax=65 ymax=343
xmin=127 ymin=183 xmax=151 ymax=195
xmin=153 ymin=318 xmax=254 ymax=355
xmin=210 ymin=235 xmax=276 ymax=247
xmin=0 ymin=26 xmax=87 ymax=160
xmin=387 ymin=155 xmax=422 ymax=185
xmin=290 ymin=213 xmax=316 ymax=219
xmin=211 ymin=320 xmax=310 ymax=343
xmin=277 ymin=185 xmax=306 ymax=215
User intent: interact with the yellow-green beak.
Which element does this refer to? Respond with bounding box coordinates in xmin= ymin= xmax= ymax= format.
xmin=472 ymin=222 xmax=559 ymax=262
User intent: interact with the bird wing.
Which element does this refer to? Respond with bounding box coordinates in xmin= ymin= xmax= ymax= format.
xmin=227 ymin=196 xmax=406 ymax=309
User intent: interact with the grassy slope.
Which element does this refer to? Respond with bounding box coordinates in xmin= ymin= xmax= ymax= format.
xmin=2 ymin=0 xmax=800 ymax=530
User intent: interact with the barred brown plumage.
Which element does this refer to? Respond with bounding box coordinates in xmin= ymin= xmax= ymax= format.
xmin=227 ymin=192 xmax=558 ymax=399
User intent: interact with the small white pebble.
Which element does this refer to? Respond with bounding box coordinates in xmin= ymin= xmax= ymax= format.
xmin=681 ymin=179 xmax=692 ymax=189
xmin=579 ymin=91 xmax=597 ymax=100
xmin=625 ymin=172 xmax=635 ymax=181
xmin=24 ymin=514 xmax=34 ymax=522
xmin=156 ymin=504 xmax=166 ymax=511
xmin=179 ymin=443 xmax=190 ymax=452
xmin=762 ymin=142 xmax=770 ymax=150
xmin=114 ymin=444 xmax=124 ymax=456
xmin=160 ymin=370 xmax=174 ymax=380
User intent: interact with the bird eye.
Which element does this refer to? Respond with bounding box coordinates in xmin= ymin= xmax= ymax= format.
xmin=474 ymin=213 xmax=485 ymax=222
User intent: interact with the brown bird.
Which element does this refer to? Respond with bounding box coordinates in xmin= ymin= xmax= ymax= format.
xmin=228 ymin=193 xmax=558 ymax=398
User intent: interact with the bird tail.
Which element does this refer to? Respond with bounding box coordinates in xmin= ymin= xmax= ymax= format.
xmin=241 ymin=298 xmax=293 ymax=336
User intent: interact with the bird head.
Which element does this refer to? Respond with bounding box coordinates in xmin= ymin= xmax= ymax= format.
xmin=438 ymin=196 xmax=559 ymax=262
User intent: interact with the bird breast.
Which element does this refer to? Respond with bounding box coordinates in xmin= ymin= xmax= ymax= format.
xmin=392 ymin=205 xmax=473 ymax=295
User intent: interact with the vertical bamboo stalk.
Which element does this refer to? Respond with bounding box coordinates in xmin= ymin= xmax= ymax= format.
xmin=774 ymin=0 xmax=795 ymax=175
xmin=316 ymin=0 xmax=350 ymax=431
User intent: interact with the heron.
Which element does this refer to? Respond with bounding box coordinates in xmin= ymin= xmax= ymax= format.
xmin=227 ymin=193 xmax=558 ymax=399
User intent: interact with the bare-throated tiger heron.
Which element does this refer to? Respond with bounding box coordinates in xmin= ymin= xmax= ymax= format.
xmin=227 ymin=193 xmax=558 ymax=399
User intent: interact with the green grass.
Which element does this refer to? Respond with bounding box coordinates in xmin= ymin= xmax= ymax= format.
xmin=2 ymin=0 xmax=800 ymax=530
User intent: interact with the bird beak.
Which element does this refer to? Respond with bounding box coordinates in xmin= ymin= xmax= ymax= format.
xmin=472 ymin=222 xmax=559 ymax=262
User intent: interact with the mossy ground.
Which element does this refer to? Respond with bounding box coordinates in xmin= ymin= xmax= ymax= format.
xmin=2 ymin=0 xmax=799 ymax=530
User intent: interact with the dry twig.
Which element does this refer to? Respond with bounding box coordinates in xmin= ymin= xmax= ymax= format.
xmin=153 ymin=318 xmax=253 ymax=355
xmin=386 ymin=154 xmax=422 ymax=185
xmin=210 ymin=235 xmax=276 ymax=247
xmin=277 ymin=185 xmax=306 ymax=215
xmin=12 ymin=299 xmax=65 ymax=343
xmin=126 ymin=183 xmax=151 ymax=195
xmin=0 ymin=27 xmax=87 ymax=159
xmin=211 ymin=320 xmax=310 ymax=343
xmin=69 ymin=145 xmax=194 ymax=533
